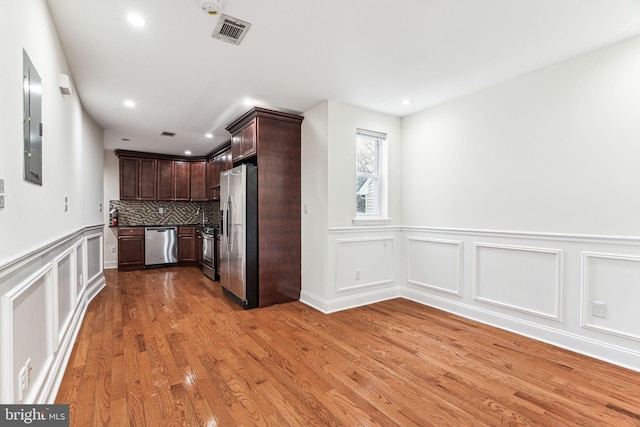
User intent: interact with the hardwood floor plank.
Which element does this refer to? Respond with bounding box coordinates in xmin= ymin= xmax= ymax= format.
xmin=55 ymin=267 xmax=640 ymax=426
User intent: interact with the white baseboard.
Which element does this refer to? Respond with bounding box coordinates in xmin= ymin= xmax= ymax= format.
xmin=300 ymin=287 xmax=401 ymax=314
xmin=400 ymin=287 xmax=640 ymax=373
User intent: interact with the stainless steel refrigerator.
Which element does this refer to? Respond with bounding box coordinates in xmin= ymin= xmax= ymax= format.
xmin=220 ymin=164 xmax=259 ymax=308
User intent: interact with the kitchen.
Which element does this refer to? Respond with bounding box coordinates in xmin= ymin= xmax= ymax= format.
xmin=4 ymin=0 xmax=640 ymax=423
xmin=107 ymin=107 xmax=304 ymax=309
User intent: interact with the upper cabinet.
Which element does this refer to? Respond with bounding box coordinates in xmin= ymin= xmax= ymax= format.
xmin=231 ymin=118 xmax=256 ymax=162
xmin=207 ymin=145 xmax=232 ymax=201
xmin=119 ymin=157 xmax=157 ymax=201
xmin=174 ymin=161 xmax=191 ymax=201
xmin=116 ymin=152 xmax=209 ymax=202
xmin=190 ymin=161 xmax=207 ymax=201
xmin=157 ymin=159 xmax=174 ymax=200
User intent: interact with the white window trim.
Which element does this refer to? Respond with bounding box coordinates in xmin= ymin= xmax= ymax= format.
xmin=355 ymin=128 xmax=388 ymax=223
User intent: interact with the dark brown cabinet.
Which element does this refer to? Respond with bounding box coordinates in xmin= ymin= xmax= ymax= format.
xmin=178 ymin=226 xmax=197 ymax=265
xmin=225 ymin=107 xmax=303 ymax=307
xmin=207 ymin=146 xmax=232 ymax=201
xmin=174 ymin=161 xmax=191 ymax=201
xmin=119 ymin=157 xmax=157 ymax=200
xmin=156 ymin=160 xmax=175 ymax=200
xmin=231 ymin=118 xmax=256 ymax=162
xmin=117 ymin=151 xmax=212 ymax=202
xmin=190 ymin=161 xmax=207 ymax=201
xmin=118 ymin=227 xmax=145 ymax=270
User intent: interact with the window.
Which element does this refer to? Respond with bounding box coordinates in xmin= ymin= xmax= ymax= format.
xmin=356 ymin=128 xmax=386 ymax=217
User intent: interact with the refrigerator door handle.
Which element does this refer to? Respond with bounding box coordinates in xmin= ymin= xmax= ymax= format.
xmin=226 ymin=195 xmax=233 ymax=252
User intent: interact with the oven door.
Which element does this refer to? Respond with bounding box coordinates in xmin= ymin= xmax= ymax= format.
xmin=202 ymin=232 xmax=215 ymax=280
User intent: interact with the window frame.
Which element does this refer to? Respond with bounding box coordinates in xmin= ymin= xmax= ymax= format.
xmin=355 ymin=128 xmax=387 ymax=219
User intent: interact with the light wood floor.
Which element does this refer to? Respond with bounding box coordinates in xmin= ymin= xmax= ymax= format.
xmin=56 ymin=267 xmax=640 ymax=426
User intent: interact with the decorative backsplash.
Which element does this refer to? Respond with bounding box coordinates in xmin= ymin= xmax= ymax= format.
xmin=109 ymin=200 xmax=221 ymax=226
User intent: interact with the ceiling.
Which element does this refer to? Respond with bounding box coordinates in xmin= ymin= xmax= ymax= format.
xmin=46 ymin=0 xmax=640 ymax=157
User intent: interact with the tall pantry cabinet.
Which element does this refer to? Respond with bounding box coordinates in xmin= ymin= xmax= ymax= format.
xmin=225 ymin=107 xmax=304 ymax=308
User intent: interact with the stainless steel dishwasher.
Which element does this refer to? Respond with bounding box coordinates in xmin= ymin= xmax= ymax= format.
xmin=144 ymin=226 xmax=178 ymax=267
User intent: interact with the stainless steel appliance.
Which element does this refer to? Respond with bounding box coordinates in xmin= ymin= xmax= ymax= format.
xmin=201 ymin=226 xmax=216 ymax=281
xmin=144 ymin=226 xmax=177 ymax=267
xmin=220 ymin=164 xmax=258 ymax=308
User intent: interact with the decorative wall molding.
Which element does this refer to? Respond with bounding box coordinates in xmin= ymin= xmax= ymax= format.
xmin=335 ymin=236 xmax=395 ymax=293
xmin=0 ymin=225 xmax=105 ymax=403
xmin=581 ymin=251 xmax=640 ymax=342
xmin=472 ymin=242 xmax=563 ymax=321
xmin=302 ymin=225 xmax=640 ymax=372
xmin=407 ymin=237 xmax=463 ymax=296
xmin=402 ymin=225 xmax=640 ymax=246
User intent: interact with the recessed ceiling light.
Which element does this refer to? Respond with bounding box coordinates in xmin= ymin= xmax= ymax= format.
xmin=243 ymin=98 xmax=254 ymax=106
xmin=401 ymin=99 xmax=412 ymax=105
xmin=205 ymin=133 xmax=213 ymax=139
xmin=184 ymin=150 xmax=192 ymax=155
xmin=127 ymin=14 xmax=146 ymax=27
xmin=124 ymin=99 xmax=136 ymax=108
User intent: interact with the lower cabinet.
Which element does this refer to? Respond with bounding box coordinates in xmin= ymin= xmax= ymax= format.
xmin=118 ymin=227 xmax=145 ymax=270
xmin=178 ymin=226 xmax=197 ymax=265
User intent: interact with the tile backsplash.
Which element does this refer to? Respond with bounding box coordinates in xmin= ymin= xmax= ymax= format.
xmin=109 ymin=200 xmax=221 ymax=226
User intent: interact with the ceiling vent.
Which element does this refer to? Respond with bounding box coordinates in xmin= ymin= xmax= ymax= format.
xmin=212 ymin=14 xmax=251 ymax=45
xmin=161 ymin=131 xmax=176 ymax=137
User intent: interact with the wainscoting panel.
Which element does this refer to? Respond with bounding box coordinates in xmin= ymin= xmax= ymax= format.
xmin=335 ymin=237 xmax=395 ymax=292
xmin=407 ymin=237 xmax=463 ymax=295
xmin=0 ymin=225 xmax=105 ymax=403
xmin=582 ymin=252 xmax=640 ymax=341
xmin=53 ymin=247 xmax=76 ymax=352
xmin=473 ymin=243 xmax=562 ymax=320
xmin=1 ymin=264 xmax=53 ymax=403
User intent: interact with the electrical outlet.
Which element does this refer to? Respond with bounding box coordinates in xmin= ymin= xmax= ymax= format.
xmin=18 ymin=366 xmax=26 ymax=401
xmin=355 ymin=269 xmax=361 ymax=280
xmin=111 ymin=246 xmax=116 ymax=254
xmin=17 ymin=359 xmax=31 ymax=401
xmin=159 ymin=207 xmax=164 ymax=214
xmin=593 ymin=301 xmax=606 ymax=318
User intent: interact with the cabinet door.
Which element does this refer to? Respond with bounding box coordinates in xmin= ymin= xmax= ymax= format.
xmin=157 ymin=160 xmax=175 ymax=200
xmin=138 ymin=158 xmax=157 ymax=200
xmin=190 ymin=161 xmax=207 ymax=201
xmin=174 ymin=161 xmax=191 ymax=201
xmin=241 ymin=119 xmax=257 ymax=158
xmin=120 ymin=157 xmax=139 ymax=200
xmin=231 ymin=130 xmax=243 ymax=161
xmin=206 ymin=158 xmax=216 ymax=200
xmin=118 ymin=236 xmax=144 ymax=267
xmin=178 ymin=226 xmax=196 ymax=262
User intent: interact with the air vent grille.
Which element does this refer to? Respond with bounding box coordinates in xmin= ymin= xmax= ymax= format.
xmin=161 ymin=131 xmax=176 ymax=137
xmin=212 ymin=14 xmax=251 ymax=45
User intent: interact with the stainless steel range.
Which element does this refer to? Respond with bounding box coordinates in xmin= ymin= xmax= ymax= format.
xmin=201 ymin=226 xmax=216 ymax=280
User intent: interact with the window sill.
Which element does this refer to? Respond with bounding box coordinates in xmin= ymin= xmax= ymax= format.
xmin=352 ymin=218 xmax=392 ymax=226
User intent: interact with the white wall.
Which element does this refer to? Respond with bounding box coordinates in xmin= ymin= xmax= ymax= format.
xmin=0 ymin=0 xmax=106 ymax=404
xmin=326 ymin=100 xmax=403 ymax=227
xmin=0 ymin=0 xmax=104 ymax=264
xmin=402 ymin=34 xmax=640 ymax=235
xmin=103 ymin=150 xmax=119 ymax=269
xmin=301 ymin=100 xmax=403 ymax=312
